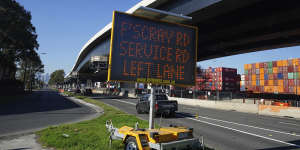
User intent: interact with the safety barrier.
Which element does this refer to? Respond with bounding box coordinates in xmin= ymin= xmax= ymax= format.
xmin=169 ymin=97 xmax=300 ymax=119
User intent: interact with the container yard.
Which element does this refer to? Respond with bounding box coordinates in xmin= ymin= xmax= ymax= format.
xmin=243 ymin=58 xmax=300 ymax=95
xmin=195 ymin=67 xmax=240 ymax=92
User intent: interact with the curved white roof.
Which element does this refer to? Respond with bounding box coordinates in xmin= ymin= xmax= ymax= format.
xmin=69 ymin=0 xmax=166 ymax=76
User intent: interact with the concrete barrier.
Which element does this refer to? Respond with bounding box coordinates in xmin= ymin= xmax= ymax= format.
xmin=259 ymin=105 xmax=300 ymax=118
xmin=168 ymin=96 xmax=300 ymax=119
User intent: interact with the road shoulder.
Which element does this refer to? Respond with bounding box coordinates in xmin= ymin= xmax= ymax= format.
xmin=0 ymin=95 xmax=103 ymax=150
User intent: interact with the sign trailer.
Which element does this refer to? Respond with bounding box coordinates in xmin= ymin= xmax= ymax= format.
xmin=108 ymin=11 xmax=198 ymax=86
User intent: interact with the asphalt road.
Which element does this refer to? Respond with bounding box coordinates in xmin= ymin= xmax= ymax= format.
xmin=91 ymin=96 xmax=300 ymax=150
xmin=0 ymin=89 xmax=97 ymax=138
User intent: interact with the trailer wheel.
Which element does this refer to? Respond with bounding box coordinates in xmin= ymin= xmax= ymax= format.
xmin=124 ymin=136 xmax=138 ymax=150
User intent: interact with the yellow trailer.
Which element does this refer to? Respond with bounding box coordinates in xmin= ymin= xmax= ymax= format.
xmin=106 ymin=120 xmax=201 ymax=150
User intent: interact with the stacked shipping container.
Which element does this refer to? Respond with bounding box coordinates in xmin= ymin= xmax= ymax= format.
xmin=244 ymin=58 xmax=300 ymax=95
xmin=195 ymin=67 xmax=240 ymax=91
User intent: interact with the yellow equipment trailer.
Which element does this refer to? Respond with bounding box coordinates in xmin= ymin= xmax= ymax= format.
xmin=106 ymin=120 xmax=201 ymax=150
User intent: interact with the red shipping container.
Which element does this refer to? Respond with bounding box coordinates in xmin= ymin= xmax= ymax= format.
xmin=278 ymin=67 xmax=283 ymax=73
xmin=264 ymin=63 xmax=268 ymax=68
xmin=284 ymin=86 xmax=289 ymax=93
xmin=256 ymin=75 xmax=260 ymax=80
xmin=273 ymin=74 xmax=278 ymax=80
xmin=259 ymin=63 xmax=264 ymax=68
xmin=283 ymin=73 xmax=288 ymax=80
xmin=289 ymin=86 xmax=295 ymax=93
xmin=284 ymin=80 xmax=289 ymax=87
xmin=295 ymin=66 xmax=299 ymax=72
xmin=284 ymin=66 xmax=288 ymax=72
xmin=289 ymin=79 xmax=295 ymax=86
xmin=288 ymin=66 xmax=293 ymax=72
xmin=255 ymin=86 xmax=260 ymax=92
xmin=264 ymin=80 xmax=268 ymax=86
xmin=260 ymin=86 xmax=264 ymax=93
xmin=272 ymin=61 xmax=277 ymax=67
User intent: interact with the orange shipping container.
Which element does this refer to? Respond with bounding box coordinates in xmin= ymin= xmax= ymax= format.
xmin=256 ymin=63 xmax=259 ymax=69
xmin=264 ymin=86 xmax=268 ymax=92
xmin=277 ymin=60 xmax=283 ymax=67
xmin=269 ymin=80 xmax=274 ymax=86
xmin=264 ymin=86 xmax=274 ymax=93
xmin=297 ymin=87 xmax=300 ymax=95
xmin=278 ymin=80 xmax=284 ymax=86
xmin=293 ymin=59 xmax=299 ymax=65
xmin=260 ymin=80 xmax=264 ymax=86
xmin=282 ymin=60 xmax=288 ymax=66
xmin=244 ymin=64 xmax=248 ymax=70
xmin=260 ymin=68 xmax=264 ymax=74
xmin=259 ymin=74 xmax=264 ymax=80
xmin=278 ymin=86 xmax=284 ymax=93
xmin=274 ymin=86 xmax=279 ymax=93
xmin=271 ymin=86 xmax=275 ymax=93
xmin=248 ymin=64 xmax=252 ymax=69
xmin=252 ymin=80 xmax=256 ymax=86
xmin=252 ymin=75 xmax=256 ymax=81
xmin=273 ymin=67 xmax=278 ymax=73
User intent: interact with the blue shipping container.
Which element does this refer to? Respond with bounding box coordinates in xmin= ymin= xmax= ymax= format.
xmin=277 ymin=73 xmax=283 ymax=79
xmin=264 ymin=74 xmax=269 ymax=80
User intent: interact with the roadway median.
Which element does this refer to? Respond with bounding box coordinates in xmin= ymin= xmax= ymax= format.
xmin=37 ymin=92 xmax=213 ymax=150
xmin=37 ymin=92 xmax=150 ymax=150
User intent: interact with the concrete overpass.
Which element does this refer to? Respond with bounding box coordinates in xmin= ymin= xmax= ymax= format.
xmin=66 ymin=0 xmax=300 ymax=83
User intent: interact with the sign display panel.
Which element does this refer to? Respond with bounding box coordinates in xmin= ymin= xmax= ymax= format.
xmin=108 ymin=11 xmax=198 ymax=86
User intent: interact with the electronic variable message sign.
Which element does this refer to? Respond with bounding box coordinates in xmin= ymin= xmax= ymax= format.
xmin=108 ymin=11 xmax=198 ymax=86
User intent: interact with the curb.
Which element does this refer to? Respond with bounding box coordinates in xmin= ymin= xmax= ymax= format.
xmin=63 ymin=95 xmax=103 ymax=114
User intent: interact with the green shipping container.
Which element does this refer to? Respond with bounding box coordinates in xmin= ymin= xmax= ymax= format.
xmin=245 ymin=70 xmax=248 ymax=74
xmin=268 ymin=62 xmax=272 ymax=68
xmin=297 ymin=72 xmax=300 ymax=79
xmin=268 ymin=68 xmax=273 ymax=74
xmin=288 ymin=73 xmax=294 ymax=79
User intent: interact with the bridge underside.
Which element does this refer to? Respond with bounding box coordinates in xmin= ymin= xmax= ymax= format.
xmin=192 ymin=0 xmax=300 ymax=61
xmin=71 ymin=0 xmax=300 ymax=82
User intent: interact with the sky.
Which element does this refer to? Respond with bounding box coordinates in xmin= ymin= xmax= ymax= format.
xmin=16 ymin=0 xmax=300 ymax=75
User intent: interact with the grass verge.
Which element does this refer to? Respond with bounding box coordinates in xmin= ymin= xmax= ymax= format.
xmin=36 ymin=93 xmax=149 ymax=150
xmin=38 ymin=92 xmax=214 ymax=150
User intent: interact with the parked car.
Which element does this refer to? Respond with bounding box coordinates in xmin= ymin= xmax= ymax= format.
xmin=136 ymin=94 xmax=178 ymax=117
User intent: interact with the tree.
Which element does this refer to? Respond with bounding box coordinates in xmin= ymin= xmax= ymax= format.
xmin=48 ymin=70 xmax=65 ymax=86
xmin=0 ymin=0 xmax=39 ymax=81
xmin=16 ymin=50 xmax=44 ymax=90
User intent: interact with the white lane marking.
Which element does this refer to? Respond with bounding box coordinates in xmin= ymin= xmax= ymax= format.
xmin=182 ymin=107 xmax=199 ymax=111
xmin=177 ymin=114 xmax=300 ymax=148
xmin=115 ymin=100 xmax=300 ymax=137
xmin=114 ymin=99 xmax=136 ymax=105
xmin=279 ymin=122 xmax=300 ymax=127
xmin=194 ymin=115 xmax=300 ymax=137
